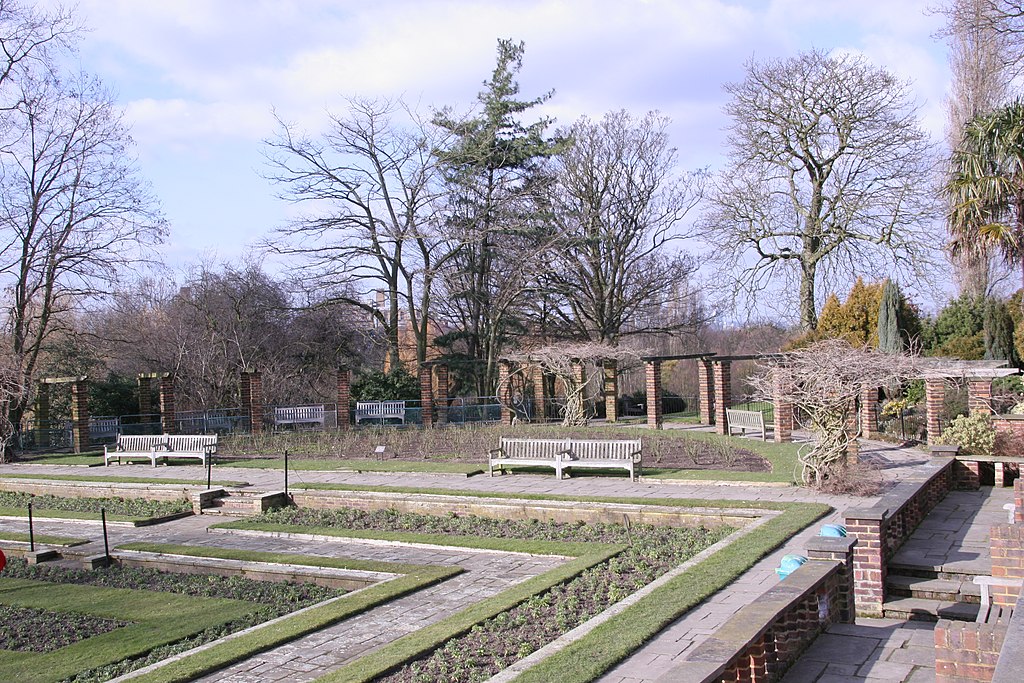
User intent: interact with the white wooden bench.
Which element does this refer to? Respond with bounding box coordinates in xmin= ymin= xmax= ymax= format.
xmin=104 ymin=434 xmax=217 ymax=467
xmin=974 ymin=575 xmax=1023 ymax=623
xmin=488 ymin=437 xmax=642 ymax=481
xmin=274 ymin=405 xmax=326 ymax=429
xmin=726 ymin=408 xmax=770 ymax=441
xmin=354 ymin=400 xmax=406 ymax=425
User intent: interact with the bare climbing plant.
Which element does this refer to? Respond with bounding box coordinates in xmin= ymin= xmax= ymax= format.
xmin=750 ymin=339 xmax=920 ymax=486
xmin=501 ymin=343 xmax=644 ymax=427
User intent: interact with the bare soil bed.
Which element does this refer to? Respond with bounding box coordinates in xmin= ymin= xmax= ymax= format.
xmin=222 ymin=425 xmax=771 ymax=472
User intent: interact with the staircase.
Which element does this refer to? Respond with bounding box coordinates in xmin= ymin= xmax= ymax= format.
xmin=199 ymin=490 xmax=290 ymax=517
xmin=883 ymin=564 xmax=982 ymax=622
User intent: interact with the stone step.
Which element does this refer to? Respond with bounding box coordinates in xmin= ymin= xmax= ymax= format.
xmin=888 ymin=562 xmax=988 ymax=583
xmin=886 ymin=574 xmax=980 ymax=603
xmin=882 ymin=596 xmax=979 ymax=622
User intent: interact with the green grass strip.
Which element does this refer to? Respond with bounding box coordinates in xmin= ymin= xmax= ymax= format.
xmin=128 ymin=565 xmax=461 ymax=683
xmin=14 ymin=452 xmax=104 ymax=465
xmin=510 ymin=503 xmax=829 ymax=683
xmin=0 ymin=473 xmax=249 ymax=487
xmin=317 ymin=546 xmax=624 ymax=683
xmin=221 ymin=457 xmax=484 ymax=475
xmin=0 ymin=506 xmax=175 ymax=524
xmin=211 ymin=521 xmax=602 ymax=558
xmin=117 ymin=542 xmax=438 ymax=576
xmin=0 ymin=531 xmax=88 ymax=546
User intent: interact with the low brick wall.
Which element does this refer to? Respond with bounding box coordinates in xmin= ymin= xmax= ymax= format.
xmin=935 ymin=618 xmax=1006 ymax=683
xmin=654 ymin=537 xmax=856 ymax=682
xmin=991 ymin=522 xmax=1024 ymax=608
xmin=846 ymin=457 xmax=956 ymax=616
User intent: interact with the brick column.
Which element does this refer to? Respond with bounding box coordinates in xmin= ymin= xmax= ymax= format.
xmin=532 ymin=366 xmax=547 ymax=423
xmin=925 ymin=379 xmax=945 ymax=446
xmin=806 ymin=536 xmax=858 ymax=623
xmin=435 ymin=364 xmax=449 ymax=425
xmin=498 ymin=361 xmax=513 ymax=426
xmin=70 ymin=379 xmax=89 ymax=453
xmin=860 ymin=386 xmax=878 ymax=439
xmin=699 ymin=358 xmax=714 ymax=425
xmin=990 ymin=524 xmax=1024 ymax=607
xmin=772 ymin=372 xmax=793 ymax=444
xmin=1016 ymin=479 xmax=1024 ymax=525
xmin=845 ymin=507 xmax=888 ymax=617
xmin=35 ymin=382 xmax=50 ymax=448
xmin=713 ymin=360 xmax=732 ymax=436
xmin=968 ymin=378 xmax=993 ymax=415
xmin=419 ymin=365 xmax=434 ymax=428
xmin=645 ymin=360 xmax=663 ymax=429
xmin=935 ymin=619 xmax=1005 ymax=683
xmin=603 ymin=359 xmax=618 ymax=423
xmin=159 ymin=374 xmax=176 ymax=434
xmin=240 ymin=371 xmax=262 ymax=434
xmin=137 ymin=375 xmax=153 ymax=423
xmin=336 ymin=367 xmax=351 ymax=430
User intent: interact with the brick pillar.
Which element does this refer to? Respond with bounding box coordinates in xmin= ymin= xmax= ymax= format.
xmin=772 ymin=372 xmax=793 ymax=444
xmin=35 ymin=382 xmax=50 ymax=448
xmin=603 ymin=359 xmax=618 ymax=423
xmin=498 ymin=361 xmax=513 ymax=426
xmin=70 ymin=379 xmax=89 ymax=453
xmin=925 ymin=379 xmax=945 ymax=446
xmin=968 ymin=378 xmax=993 ymax=415
xmin=845 ymin=508 xmax=888 ymax=617
xmin=419 ymin=365 xmax=434 ymax=428
xmin=990 ymin=524 xmax=1024 ymax=607
xmin=860 ymin=386 xmax=878 ymax=439
xmin=137 ymin=375 xmax=153 ymax=423
xmin=240 ymin=371 xmax=262 ymax=434
xmin=1016 ymin=479 xmax=1024 ymax=525
xmin=435 ymin=364 xmax=449 ymax=425
xmin=935 ymin=619 xmax=1005 ymax=683
xmin=532 ymin=366 xmax=547 ymax=423
xmin=806 ymin=536 xmax=858 ymax=623
xmin=645 ymin=360 xmax=663 ymax=429
xmin=699 ymin=358 xmax=714 ymax=425
xmin=713 ymin=360 xmax=731 ymax=436
xmin=845 ymin=399 xmax=860 ymax=465
xmin=159 ymin=374 xmax=176 ymax=434
xmin=336 ymin=367 xmax=351 ymax=430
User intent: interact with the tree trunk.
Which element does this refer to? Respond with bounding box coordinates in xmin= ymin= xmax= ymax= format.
xmin=799 ymin=261 xmax=819 ymax=331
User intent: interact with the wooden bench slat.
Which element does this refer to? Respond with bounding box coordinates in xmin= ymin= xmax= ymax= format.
xmin=489 ymin=437 xmax=642 ymax=481
xmin=104 ymin=434 xmax=218 ymax=467
xmin=354 ymin=401 xmax=406 ymax=425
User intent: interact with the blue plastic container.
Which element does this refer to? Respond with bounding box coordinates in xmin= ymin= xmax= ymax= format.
xmin=819 ymin=524 xmax=848 ymax=538
xmin=775 ymin=554 xmax=808 ymax=580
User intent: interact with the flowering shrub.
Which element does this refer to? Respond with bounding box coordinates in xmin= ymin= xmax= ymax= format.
xmin=936 ymin=410 xmax=996 ymax=456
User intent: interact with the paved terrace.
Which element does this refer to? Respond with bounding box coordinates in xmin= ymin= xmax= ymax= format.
xmin=0 ymin=437 xmax=994 ymax=683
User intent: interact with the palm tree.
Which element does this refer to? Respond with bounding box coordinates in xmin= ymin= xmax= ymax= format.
xmin=947 ymin=100 xmax=1024 ymax=300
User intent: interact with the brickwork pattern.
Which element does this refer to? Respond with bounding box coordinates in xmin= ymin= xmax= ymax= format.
xmin=713 ymin=360 xmax=732 ymax=436
xmin=645 ymin=360 xmax=663 ymax=430
xmin=532 ymin=367 xmax=546 ymax=423
xmin=159 ymin=375 xmax=176 ymax=435
xmin=35 ymin=382 xmax=50 ymax=447
xmin=968 ymin=379 xmax=994 ymax=415
xmin=845 ymin=399 xmax=860 ymax=464
xmin=935 ymin=619 xmax=1006 ymax=683
xmin=435 ymin=364 xmax=449 ymax=425
xmin=70 ymin=380 xmax=90 ymax=454
xmin=498 ymin=361 xmax=512 ymax=426
xmin=604 ymin=359 xmax=618 ymax=423
xmin=137 ymin=376 xmax=152 ymax=421
xmin=926 ymin=379 xmax=945 ymax=445
xmin=1016 ymin=479 xmax=1024 ymax=525
xmin=419 ymin=365 xmax=434 ymax=428
xmin=860 ymin=386 xmax=878 ymax=438
xmin=240 ymin=372 xmax=262 ymax=435
xmin=336 ymin=368 xmax=351 ymax=430
xmin=699 ymin=359 xmax=714 ymax=425
xmin=994 ymin=416 xmax=1024 ymax=458
xmin=990 ymin=524 xmax=1024 ymax=608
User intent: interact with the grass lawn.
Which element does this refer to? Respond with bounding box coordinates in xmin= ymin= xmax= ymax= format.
xmin=220 ymin=457 xmax=484 ymax=475
xmin=13 ymin=451 xmax=104 ymax=466
xmin=0 ymin=578 xmax=260 ymax=683
xmin=643 ymin=430 xmax=801 ymax=484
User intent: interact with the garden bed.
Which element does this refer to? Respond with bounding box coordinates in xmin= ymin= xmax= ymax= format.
xmin=0 ymin=491 xmax=192 ymax=525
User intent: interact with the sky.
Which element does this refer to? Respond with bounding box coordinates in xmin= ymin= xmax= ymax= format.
xmin=60 ymin=0 xmax=953 ymax=306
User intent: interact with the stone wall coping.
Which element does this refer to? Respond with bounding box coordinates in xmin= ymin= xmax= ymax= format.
xmin=115 ymin=549 xmax=398 ymax=583
xmin=656 ymin=560 xmax=839 ymax=681
xmin=993 ymin=590 xmax=1024 ymax=683
xmin=930 ymin=445 xmax=961 ymax=456
xmin=806 ymin=536 xmax=857 ymax=554
xmin=846 ymin=457 xmax=954 ymax=526
xmin=846 ymin=507 xmax=889 ymax=522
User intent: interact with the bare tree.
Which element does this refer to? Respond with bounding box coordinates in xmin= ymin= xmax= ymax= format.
xmin=0 ymin=71 xmax=165 ymax=427
xmin=0 ymin=353 xmax=26 ymax=461
xmin=503 ymin=342 xmax=642 ymax=426
xmin=264 ymin=97 xmax=448 ymax=370
xmin=0 ymin=1 xmax=75 ymax=105
xmin=540 ymin=110 xmax=706 ymax=344
xmin=750 ymin=340 xmax=920 ymax=486
xmin=940 ymin=1 xmax=1024 ymax=76
xmin=942 ymin=0 xmax=1014 ymax=297
xmin=702 ymin=50 xmax=940 ymax=332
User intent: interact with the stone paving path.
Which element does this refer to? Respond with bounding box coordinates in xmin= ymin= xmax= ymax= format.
xmin=0 ymin=436 xmax=939 ymax=682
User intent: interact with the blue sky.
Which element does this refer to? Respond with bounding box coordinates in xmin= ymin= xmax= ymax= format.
xmin=62 ymin=0 xmax=951 ymax=301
